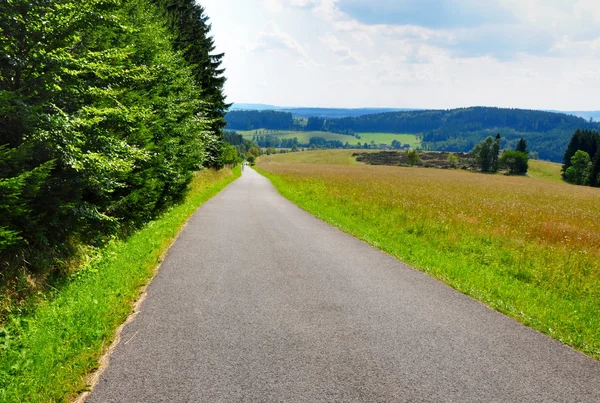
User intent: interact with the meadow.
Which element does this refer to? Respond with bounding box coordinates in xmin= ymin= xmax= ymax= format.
xmin=257 ymin=151 xmax=600 ymax=360
xmin=528 ymin=159 xmax=564 ymax=182
xmin=0 ymin=167 xmax=240 ymax=402
xmin=237 ymin=129 xmax=421 ymax=147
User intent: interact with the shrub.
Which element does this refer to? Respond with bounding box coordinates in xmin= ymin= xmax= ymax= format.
xmin=500 ymin=151 xmax=529 ymax=175
xmin=407 ymin=150 xmax=421 ymax=166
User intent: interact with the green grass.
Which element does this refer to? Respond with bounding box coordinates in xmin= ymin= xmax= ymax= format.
xmin=356 ymin=133 xmax=421 ymax=147
xmin=256 ymin=156 xmax=600 ymax=361
xmin=0 ymin=167 xmax=240 ymax=402
xmin=528 ymin=160 xmax=564 ymax=182
xmin=237 ymin=129 xmax=420 ymax=147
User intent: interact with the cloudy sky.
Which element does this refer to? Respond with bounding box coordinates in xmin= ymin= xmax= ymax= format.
xmin=201 ymin=0 xmax=600 ymax=110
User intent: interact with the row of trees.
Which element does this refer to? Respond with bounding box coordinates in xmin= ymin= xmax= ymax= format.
xmin=562 ymin=130 xmax=600 ymax=186
xmin=1 ymin=0 xmax=227 ymax=271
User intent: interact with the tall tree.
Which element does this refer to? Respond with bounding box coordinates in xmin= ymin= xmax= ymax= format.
xmin=565 ymin=151 xmax=592 ymax=185
xmin=472 ymin=135 xmax=501 ymax=173
xmin=152 ymin=0 xmax=230 ymax=168
xmin=591 ymin=146 xmax=600 ymax=187
xmin=516 ymin=137 xmax=528 ymax=154
xmin=491 ymin=133 xmax=501 ymax=172
xmin=563 ymin=129 xmax=600 ymax=177
xmin=1 ymin=0 xmax=210 ymax=268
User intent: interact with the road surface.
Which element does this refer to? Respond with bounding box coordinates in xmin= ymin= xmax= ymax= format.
xmin=88 ymin=167 xmax=600 ymax=402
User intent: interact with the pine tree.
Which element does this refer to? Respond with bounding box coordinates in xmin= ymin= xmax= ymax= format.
xmin=152 ymin=0 xmax=230 ymax=168
xmin=1 ymin=0 xmax=211 ymax=268
xmin=563 ymin=129 xmax=600 ymax=177
xmin=591 ymin=146 xmax=600 ymax=187
xmin=516 ymin=137 xmax=528 ymax=154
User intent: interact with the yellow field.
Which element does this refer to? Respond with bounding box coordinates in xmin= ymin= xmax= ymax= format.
xmin=257 ymin=151 xmax=600 ymax=359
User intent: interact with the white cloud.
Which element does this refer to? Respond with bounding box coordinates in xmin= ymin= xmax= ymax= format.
xmin=320 ymin=33 xmax=363 ymax=65
xmin=263 ymin=0 xmax=321 ymax=12
xmin=252 ymin=21 xmax=310 ymax=59
xmin=200 ymin=0 xmax=600 ymax=110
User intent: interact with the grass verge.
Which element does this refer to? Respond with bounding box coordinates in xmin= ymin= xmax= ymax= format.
xmin=0 ymin=166 xmax=240 ymax=402
xmin=256 ymin=160 xmax=599 ymax=361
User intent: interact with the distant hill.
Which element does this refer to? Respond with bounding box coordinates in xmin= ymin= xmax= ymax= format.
xmin=226 ymin=107 xmax=599 ymax=162
xmin=548 ymin=110 xmax=600 ymax=122
xmin=230 ymin=104 xmax=416 ymax=118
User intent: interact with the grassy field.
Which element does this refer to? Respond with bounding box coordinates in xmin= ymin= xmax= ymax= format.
xmin=257 ymin=151 xmax=600 ymax=360
xmin=0 ymin=167 xmax=240 ymax=402
xmin=237 ymin=129 xmax=421 ymax=147
xmin=528 ymin=159 xmax=564 ymax=182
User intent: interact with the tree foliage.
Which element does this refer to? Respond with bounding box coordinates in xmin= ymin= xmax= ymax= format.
xmin=0 ymin=0 xmax=224 ymax=270
xmin=563 ymin=129 xmax=599 ymax=171
xmin=562 ymin=129 xmax=600 ymax=186
xmin=407 ymin=150 xmax=421 ymax=166
xmin=472 ymin=135 xmax=501 ymax=173
xmin=150 ymin=0 xmax=229 ymax=168
xmin=565 ymin=151 xmax=592 ymax=185
xmin=500 ymin=151 xmax=529 ymax=175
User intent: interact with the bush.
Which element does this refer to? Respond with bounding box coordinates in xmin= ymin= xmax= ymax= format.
xmin=447 ymin=153 xmax=459 ymax=168
xmin=407 ymin=150 xmax=421 ymax=166
xmin=500 ymin=151 xmax=529 ymax=175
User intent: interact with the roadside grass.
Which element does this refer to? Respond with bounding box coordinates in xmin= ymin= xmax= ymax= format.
xmin=0 ymin=167 xmax=240 ymax=402
xmin=256 ymin=157 xmax=600 ymax=360
xmin=236 ymin=129 xmax=421 ymax=147
xmin=528 ymin=160 xmax=564 ymax=182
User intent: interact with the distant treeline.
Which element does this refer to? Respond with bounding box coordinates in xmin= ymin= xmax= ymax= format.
xmin=225 ymin=108 xmax=598 ymax=162
xmin=225 ymin=110 xmax=302 ymax=131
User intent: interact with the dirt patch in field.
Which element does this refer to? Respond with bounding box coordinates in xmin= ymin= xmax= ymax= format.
xmin=353 ymin=151 xmax=478 ymax=170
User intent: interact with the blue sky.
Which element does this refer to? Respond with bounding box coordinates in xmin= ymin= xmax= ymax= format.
xmin=201 ymin=0 xmax=600 ymax=110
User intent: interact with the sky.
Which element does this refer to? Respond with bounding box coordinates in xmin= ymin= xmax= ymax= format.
xmin=200 ymin=0 xmax=600 ymax=110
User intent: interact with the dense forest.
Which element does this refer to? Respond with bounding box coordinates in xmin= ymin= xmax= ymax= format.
xmin=226 ymin=108 xmax=597 ymax=162
xmin=225 ymin=110 xmax=298 ymax=130
xmin=0 ymin=0 xmax=229 ymax=272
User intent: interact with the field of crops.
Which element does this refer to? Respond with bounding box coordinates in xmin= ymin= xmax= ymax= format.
xmin=236 ymin=129 xmax=421 ymax=147
xmin=257 ymin=151 xmax=600 ymax=360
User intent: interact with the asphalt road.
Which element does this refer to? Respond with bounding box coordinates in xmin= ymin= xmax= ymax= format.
xmin=88 ymin=167 xmax=600 ymax=402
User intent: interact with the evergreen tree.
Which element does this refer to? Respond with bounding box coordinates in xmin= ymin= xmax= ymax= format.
xmin=0 ymin=0 xmax=211 ymax=269
xmin=516 ymin=137 xmax=528 ymax=154
xmin=563 ymin=129 xmax=600 ymax=177
xmin=591 ymin=146 xmax=600 ymax=187
xmin=152 ymin=0 xmax=230 ymax=168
